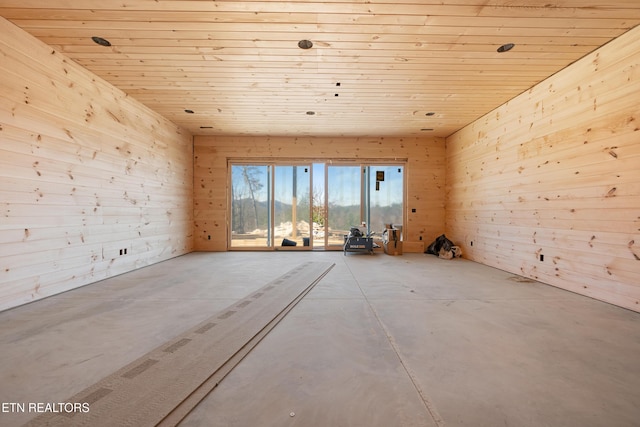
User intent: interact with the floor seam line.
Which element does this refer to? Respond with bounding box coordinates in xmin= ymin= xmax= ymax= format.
xmin=343 ymin=260 xmax=445 ymax=427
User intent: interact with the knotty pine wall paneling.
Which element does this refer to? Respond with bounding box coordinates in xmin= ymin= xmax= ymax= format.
xmin=0 ymin=18 xmax=194 ymax=311
xmin=194 ymin=136 xmax=445 ymax=252
xmin=445 ymin=25 xmax=640 ymax=312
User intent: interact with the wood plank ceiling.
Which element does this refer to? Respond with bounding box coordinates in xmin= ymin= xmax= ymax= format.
xmin=2 ymin=1 xmax=640 ymax=138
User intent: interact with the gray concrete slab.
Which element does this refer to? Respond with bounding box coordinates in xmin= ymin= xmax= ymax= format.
xmin=0 ymin=252 xmax=638 ymax=426
xmin=181 ymin=297 xmax=436 ymax=427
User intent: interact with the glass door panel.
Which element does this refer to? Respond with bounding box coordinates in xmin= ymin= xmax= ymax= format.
xmin=230 ymin=165 xmax=271 ymax=248
xmin=325 ymin=165 xmax=363 ymax=248
xmin=274 ymin=165 xmax=312 ymax=248
xmin=367 ymin=165 xmax=404 ymax=236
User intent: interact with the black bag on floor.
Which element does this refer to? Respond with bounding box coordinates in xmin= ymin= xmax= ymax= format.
xmin=348 ymin=227 xmax=363 ymax=239
xmin=425 ymin=234 xmax=454 ymax=255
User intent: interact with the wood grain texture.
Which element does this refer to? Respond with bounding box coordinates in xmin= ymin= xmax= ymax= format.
xmin=445 ymin=25 xmax=640 ymax=312
xmin=193 ymin=136 xmax=445 ymax=252
xmin=0 ymin=17 xmax=194 ymax=311
xmin=1 ymin=1 xmax=639 ymax=138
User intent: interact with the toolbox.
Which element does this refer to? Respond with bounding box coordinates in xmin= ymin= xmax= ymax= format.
xmin=343 ymin=227 xmax=374 ymax=255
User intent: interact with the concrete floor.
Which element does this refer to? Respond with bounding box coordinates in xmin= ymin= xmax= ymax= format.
xmin=0 ymin=252 xmax=639 ymax=427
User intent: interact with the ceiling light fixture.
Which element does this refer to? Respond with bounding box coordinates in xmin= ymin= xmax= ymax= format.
xmin=497 ymin=43 xmax=515 ymax=53
xmin=298 ymin=39 xmax=313 ymax=49
xmin=91 ymin=36 xmax=111 ymax=47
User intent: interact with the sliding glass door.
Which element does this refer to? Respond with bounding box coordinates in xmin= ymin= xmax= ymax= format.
xmin=273 ymin=165 xmax=311 ymax=247
xmin=230 ymin=163 xmax=312 ymax=249
xmin=230 ymin=161 xmax=403 ymax=250
xmin=230 ymin=165 xmax=271 ymax=248
xmin=325 ymin=165 xmax=362 ymax=248
xmin=324 ymin=164 xmax=404 ymax=249
xmin=367 ymin=165 xmax=404 ymax=233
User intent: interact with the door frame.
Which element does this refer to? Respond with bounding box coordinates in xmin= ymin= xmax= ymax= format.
xmin=228 ymin=161 xmax=313 ymax=251
xmin=322 ymin=162 xmax=406 ymax=250
xmin=227 ymin=159 xmax=406 ymax=251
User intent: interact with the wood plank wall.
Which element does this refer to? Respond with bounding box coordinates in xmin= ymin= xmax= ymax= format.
xmin=445 ymin=25 xmax=640 ymax=312
xmin=0 ymin=18 xmax=194 ymax=311
xmin=193 ymin=136 xmax=445 ymax=252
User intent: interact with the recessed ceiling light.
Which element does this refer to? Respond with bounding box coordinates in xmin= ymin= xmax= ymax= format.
xmin=497 ymin=43 xmax=515 ymax=53
xmin=306 ymin=111 xmax=316 ymax=115
xmin=91 ymin=36 xmax=111 ymax=47
xmin=184 ymin=109 xmax=195 ymax=114
xmin=298 ymin=39 xmax=313 ymax=49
